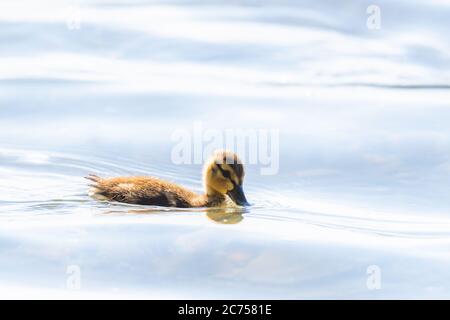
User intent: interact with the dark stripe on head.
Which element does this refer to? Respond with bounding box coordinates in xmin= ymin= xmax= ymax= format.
xmin=216 ymin=164 xmax=237 ymax=187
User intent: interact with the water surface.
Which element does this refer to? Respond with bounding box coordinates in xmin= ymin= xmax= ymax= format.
xmin=1 ymin=0 xmax=450 ymax=299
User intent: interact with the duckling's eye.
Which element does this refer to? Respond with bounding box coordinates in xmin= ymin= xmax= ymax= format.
xmin=222 ymin=170 xmax=231 ymax=179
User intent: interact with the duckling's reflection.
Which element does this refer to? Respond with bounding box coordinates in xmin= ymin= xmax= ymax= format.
xmin=206 ymin=207 xmax=247 ymax=224
xmin=103 ymin=206 xmax=247 ymax=225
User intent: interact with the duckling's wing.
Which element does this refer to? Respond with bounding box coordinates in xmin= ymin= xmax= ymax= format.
xmin=86 ymin=176 xmax=197 ymax=207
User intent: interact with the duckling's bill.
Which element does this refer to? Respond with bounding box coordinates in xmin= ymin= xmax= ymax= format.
xmin=227 ymin=184 xmax=250 ymax=206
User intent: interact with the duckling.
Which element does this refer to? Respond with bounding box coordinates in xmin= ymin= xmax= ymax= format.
xmin=85 ymin=150 xmax=249 ymax=208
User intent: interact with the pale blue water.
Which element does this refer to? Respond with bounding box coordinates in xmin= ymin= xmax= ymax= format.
xmin=0 ymin=0 xmax=450 ymax=299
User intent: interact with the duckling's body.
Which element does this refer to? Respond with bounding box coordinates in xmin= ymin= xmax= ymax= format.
xmin=86 ymin=150 xmax=249 ymax=208
xmin=87 ymin=175 xmax=225 ymax=207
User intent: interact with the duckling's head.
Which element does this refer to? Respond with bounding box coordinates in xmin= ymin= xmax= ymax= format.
xmin=203 ymin=150 xmax=250 ymax=206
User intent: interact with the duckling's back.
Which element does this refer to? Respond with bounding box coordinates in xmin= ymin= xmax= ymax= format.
xmin=86 ymin=175 xmax=202 ymax=207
